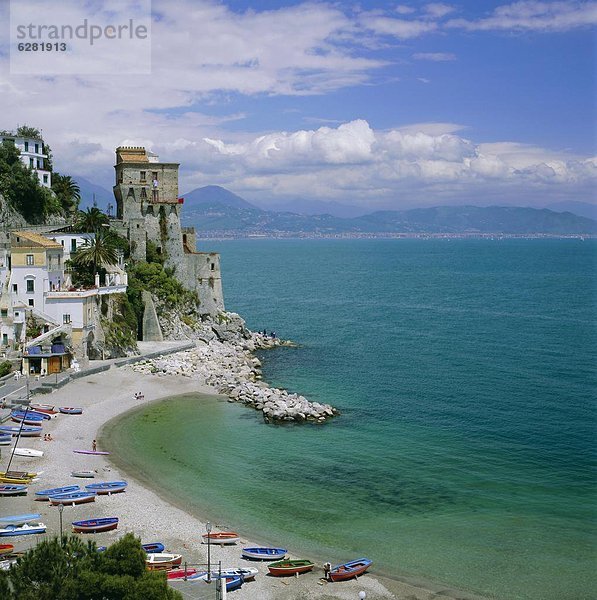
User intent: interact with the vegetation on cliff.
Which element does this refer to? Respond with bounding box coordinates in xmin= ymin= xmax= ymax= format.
xmin=0 ymin=534 xmax=181 ymax=599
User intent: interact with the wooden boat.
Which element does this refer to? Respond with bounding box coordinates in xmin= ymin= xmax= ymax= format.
xmin=0 ymin=435 xmax=11 ymax=446
xmin=73 ymin=450 xmax=110 ymax=456
xmin=0 ymin=425 xmax=42 ymax=437
xmin=0 ymin=522 xmax=46 ymax=537
xmin=268 ymin=559 xmax=314 ymax=576
xmin=202 ymin=531 xmax=240 ymax=545
xmin=197 ymin=567 xmax=259 ymax=582
xmin=71 ymin=470 xmax=95 ymax=478
xmin=0 ymin=485 xmax=27 ymax=496
xmin=13 ymin=448 xmax=44 ymax=458
xmin=10 ymin=414 xmax=45 ymax=426
xmin=12 ymin=409 xmax=53 ymax=421
xmin=242 ymin=546 xmax=287 ymax=560
xmin=50 ymin=491 xmax=96 ymax=505
xmin=142 ymin=542 xmax=165 ymax=554
xmin=0 ymin=544 xmax=14 ymax=556
xmin=35 ymin=485 xmax=80 ymax=501
xmin=328 ymin=558 xmax=372 ymax=582
xmin=0 ymin=514 xmax=41 ymax=525
xmin=72 ymin=517 xmax=118 ymax=533
xmin=85 ymin=481 xmax=127 ymax=495
xmin=30 ymin=404 xmax=58 ymax=414
xmin=145 ymin=553 xmax=183 ymax=570
xmin=0 ymin=476 xmax=35 ymax=485
xmin=0 ymin=470 xmax=39 ymax=479
xmin=59 ymin=407 xmax=83 ymax=415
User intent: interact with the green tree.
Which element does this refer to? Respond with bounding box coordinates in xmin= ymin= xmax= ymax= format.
xmin=72 ymin=228 xmax=119 ymax=278
xmin=4 ymin=534 xmax=182 ymax=600
xmin=16 ymin=125 xmax=41 ymax=138
xmin=52 ymin=173 xmax=81 ymax=214
xmin=75 ymin=207 xmax=109 ymax=232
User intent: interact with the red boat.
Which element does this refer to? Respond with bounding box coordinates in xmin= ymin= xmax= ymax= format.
xmin=30 ymin=404 xmax=58 ymax=414
xmin=167 ymin=568 xmax=201 ymax=580
xmin=268 ymin=559 xmax=314 ymax=576
xmin=328 ymin=558 xmax=372 ymax=582
xmin=201 ymin=531 xmax=240 ymax=545
xmin=0 ymin=544 xmax=14 ymax=556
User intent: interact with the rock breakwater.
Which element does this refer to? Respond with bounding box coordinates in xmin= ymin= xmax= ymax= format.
xmin=128 ymin=330 xmax=339 ymax=423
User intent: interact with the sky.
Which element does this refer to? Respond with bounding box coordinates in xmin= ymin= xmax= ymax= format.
xmin=0 ymin=0 xmax=595 ymax=212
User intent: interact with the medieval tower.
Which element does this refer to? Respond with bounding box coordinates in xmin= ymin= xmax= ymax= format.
xmin=112 ymin=147 xmax=225 ymax=320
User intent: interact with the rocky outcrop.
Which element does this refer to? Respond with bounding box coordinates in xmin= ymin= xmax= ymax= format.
xmin=127 ymin=331 xmax=339 ymax=423
xmin=0 ymin=192 xmax=27 ymax=229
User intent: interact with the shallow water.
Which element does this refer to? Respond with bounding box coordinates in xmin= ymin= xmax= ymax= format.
xmin=107 ymin=239 xmax=596 ymax=599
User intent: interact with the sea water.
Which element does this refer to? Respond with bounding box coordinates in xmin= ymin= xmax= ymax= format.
xmin=106 ymin=239 xmax=596 ymax=600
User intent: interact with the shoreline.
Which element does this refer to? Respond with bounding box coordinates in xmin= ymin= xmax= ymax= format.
xmin=1 ymin=361 xmax=487 ymax=600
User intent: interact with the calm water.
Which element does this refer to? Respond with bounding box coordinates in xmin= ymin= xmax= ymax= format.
xmin=106 ymin=239 xmax=596 ymax=599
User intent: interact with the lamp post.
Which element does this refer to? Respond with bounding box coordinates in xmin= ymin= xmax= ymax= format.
xmin=58 ymin=503 xmax=64 ymax=544
xmin=206 ymin=521 xmax=212 ymax=583
xmin=358 ymin=593 xmax=367 ymax=600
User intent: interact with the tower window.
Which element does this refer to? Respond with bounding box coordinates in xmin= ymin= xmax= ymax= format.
xmin=140 ymin=188 xmax=147 ymax=199
xmin=24 ymin=141 xmax=29 ymax=151
xmin=26 ymin=254 xmax=34 ymax=265
xmin=28 ymin=299 xmax=34 ymax=307
xmin=140 ymin=171 xmax=146 ymax=182
xmin=26 ymin=280 xmax=35 ymax=293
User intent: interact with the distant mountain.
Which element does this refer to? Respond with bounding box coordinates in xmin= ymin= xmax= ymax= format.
xmin=262 ymin=198 xmax=372 ymax=218
xmin=181 ymin=196 xmax=597 ymax=236
xmin=546 ymin=201 xmax=597 ymax=221
xmin=74 ymin=176 xmax=113 ymax=212
xmin=182 ymin=185 xmax=258 ymax=210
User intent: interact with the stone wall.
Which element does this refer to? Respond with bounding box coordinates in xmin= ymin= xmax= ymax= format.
xmin=185 ymin=252 xmax=224 ymax=315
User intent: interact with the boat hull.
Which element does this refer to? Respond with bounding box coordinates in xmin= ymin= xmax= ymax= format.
xmin=0 ymin=485 xmax=27 ymax=496
xmin=72 ymin=518 xmax=118 ymax=533
xmin=0 ymin=545 xmax=14 ymax=556
xmin=145 ymin=553 xmax=183 ymax=570
xmin=13 ymin=448 xmax=44 ymax=458
xmin=59 ymin=407 xmax=83 ymax=415
xmin=71 ymin=471 xmax=95 ymax=478
xmin=35 ymin=485 xmax=80 ymax=501
xmin=0 ymin=514 xmax=41 ymax=526
xmin=50 ymin=492 xmax=96 ymax=505
xmin=85 ymin=481 xmax=127 ymax=495
xmin=242 ymin=546 xmax=287 ymax=560
xmin=202 ymin=532 xmax=240 ymax=545
xmin=142 ymin=542 xmax=165 ymax=554
xmin=329 ymin=558 xmax=372 ymax=582
xmin=268 ymin=559 xmax=315 ymax=577
xmin=0 ymin=523 xmax=46 ymax=537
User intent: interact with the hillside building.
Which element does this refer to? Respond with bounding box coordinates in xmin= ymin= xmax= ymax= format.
xmin=0 ymin=131 xmax=52 ymax=188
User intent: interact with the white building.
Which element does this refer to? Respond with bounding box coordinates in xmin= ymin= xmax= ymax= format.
xmin=0 ymin=131 xmax=52 ymax=188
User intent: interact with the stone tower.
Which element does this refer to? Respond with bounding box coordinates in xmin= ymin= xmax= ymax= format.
xmin=112 ymin=147 xmax=225 ymax=317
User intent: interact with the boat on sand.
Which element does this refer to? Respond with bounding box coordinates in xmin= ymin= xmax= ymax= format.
xmin=49 ymin=491 xmax=96 ymax=505
xmin=145 ymin=553 xmax=183 ymax=570
xmin=328 ymin=558 xmax=372 ymax=582
xmin=242 ymin=546 xmax=287 ymax=560
xmin=202 ymin=531 xmax=240 ymax=545
xmin=268 ymin=559 xmax=314 ymax=576
xmin=72 ymin=518 xmax=118 ymax=533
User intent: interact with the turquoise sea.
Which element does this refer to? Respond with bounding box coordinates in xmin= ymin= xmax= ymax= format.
xmin=106 ymin=239 xmax=596 ymax=599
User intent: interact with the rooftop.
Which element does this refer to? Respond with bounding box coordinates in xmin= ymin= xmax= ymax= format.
xmin=11 ymin=231 xmax=62 ymax=249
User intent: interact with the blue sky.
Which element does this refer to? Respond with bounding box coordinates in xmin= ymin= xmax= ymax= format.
xmin=0 ymin=0 xmax=595 ymax=211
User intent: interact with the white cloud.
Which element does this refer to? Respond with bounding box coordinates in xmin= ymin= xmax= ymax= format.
xmin=360 ymin=15 xmax=438 ymax=38
xmin=448 ymin=1 xmax=597 ymax=31
xmin=413 ymin=52 xmax=457 ymax=61
xmin=424 ymin=3 xmax=456 ymax=18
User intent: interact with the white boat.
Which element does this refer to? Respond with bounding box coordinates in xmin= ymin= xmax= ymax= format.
xmin=196 ymin=567 xmax=259 ymax=581
xmin=145 ymin=553 xmax=183 ymax=569
xmin=0 ymin=522 xmax=46 ymax=537
xmin=71 ymin=470 xmax=95 ymax=478
xmin=13 ymin=448 xmax=44 ymax=458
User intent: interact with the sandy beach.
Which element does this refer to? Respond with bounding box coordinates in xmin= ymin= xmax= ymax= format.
xmin=0 ymin=358 xmax=485 ymax=600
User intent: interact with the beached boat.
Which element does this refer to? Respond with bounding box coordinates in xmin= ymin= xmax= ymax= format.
xmin=59 ymin=407 xmax=83 ymax=415
xmin=30 ymin=404 xmax=58 ymax=414
xmin=72 ymin=517 xmax=119 ymax=533
xmin=0 ymin=435 xmax=11 ymax=446
xmin=202 ymin=531 xmax=240 ymax=545
xmin=241 ymin=546 xmax=287 ymax=560
xmin=197 ymin=567 xmax=259 ymax=582
xmin=0 ymin=522 xmax=46 ymax=537
xmin=142 ymin=542 xmax=165 ymax=554
xmin=35 ymin=485 xmax=80 ymax=501
xmin=10 ymin=414 xmax=45 ymax=426
xmin=328 ymin=558 xmax=372 ymax=582
xmin=0 ymin=476 xmax=35 ymax=485
xmin=0 ymin=513 xmax=41 ymax=525
xmin=0 ymin=544 xmax=14 ymax=556
xmin=268 ymin=559 xmax=315 ymax=576
xmin=85 ymin=481 xmax=127 ymax=495
xmin=0 ymin=470 xmax=39 ymax=479
xmin=13 ymin=448 xmax=44 ymax=458
xmin=145 ymin=553 xmax=183 ymax=570
xmin=166 ymin=567 xmax=203 ymax=580
xmin=73 ymin=450 xmax=110 ymax=456
xmin=0 ymin=485 xmax=27 ymax=496
xmin=50 ymin=491 xmax=96 ymax=505
xmin=0 ymin=425 xmax=42 ymax=437
xmin=71 ymin=470 xmax=95 ymax=478
xmin=12 ymin=409 xmax=53 ymax=421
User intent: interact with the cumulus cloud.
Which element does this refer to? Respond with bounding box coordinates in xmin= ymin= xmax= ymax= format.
xmin=413 ymin=52 xmax=457 ymax=61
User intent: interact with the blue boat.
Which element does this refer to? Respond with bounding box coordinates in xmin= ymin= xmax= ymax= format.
xmin=12 ymin=409 xmax=51 ymax=420
xmin=49 ymin=491 xmax=96 ymax=505
xmin=0 ymin=485 xmax=28 ymax=496
xmin=142 ymin=542 xmax=165 ymax=554
xmin=0 ymin=513 xmax=41 ymax=525
xmin=72 ymin=517 xmax=118 ymax=533
xmin=59 ymin=407 xmax=83 ymax=415
xmin=0 ymin=522 xmax=46 ymax=536
xmin=242 ymin=547 xmax=287 ymax=560
xmin=0 ymin=434 xmax=11 ymax=446
xmin=35 ymin=485 xmax=80 ymax=500
xmin=0 ymin=425 xmax=42 ymax=437
xmin=85 ymin=481 xmax=127 ymax=495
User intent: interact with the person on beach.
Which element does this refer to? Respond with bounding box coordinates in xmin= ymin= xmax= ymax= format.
xmin=92 ymin=440 xmax=97 ymax=452
xmin=324 ymin=562 xmax=331 ymax=580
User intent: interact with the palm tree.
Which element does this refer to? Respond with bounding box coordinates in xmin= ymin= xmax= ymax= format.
xmin=72 ymin=228 xmax=119 ymax=279
xmin=75 ymin=206 xmax=109 ymax=232
xmin=51 ymin=173 xmax=81 ymax=214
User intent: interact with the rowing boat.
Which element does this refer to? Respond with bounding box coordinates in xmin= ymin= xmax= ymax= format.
xmin=242 ymin=546 xmax=287 ymax=560
xmin=328 ymin=558 xmax=372 ymax=582
xmin=35 ymin=485 xmax=80 ymax=501
xmin=72 ymin=517 xmax=118 ymax=533
xmin=145 ymin=553 xmax=183 ymax=570
xmin=202 ymin=531 xmax=240 ymax=545
xmin=49 ymin=491 xmax=96 ymax=505
xmin=268 ymin=559 xmax=314 ymax=576
xmin=0 ymin=522 xmax=46 ymax=537
xmin=0 ymin=514 xmax=41 ymax=525
xmin=85 ymin=481 xmax=127 ymax=495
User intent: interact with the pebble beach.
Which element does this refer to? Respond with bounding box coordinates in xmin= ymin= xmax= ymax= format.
xmin=0 ymin=349 xmax=484 ymax=600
